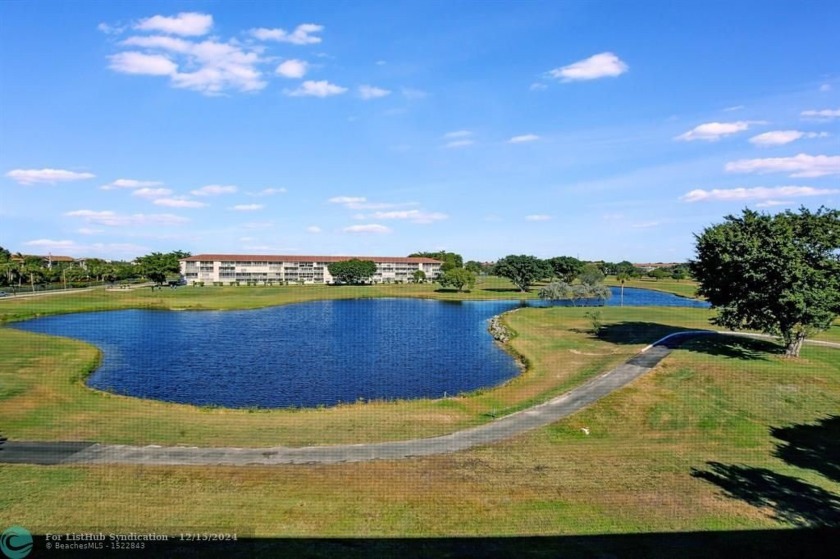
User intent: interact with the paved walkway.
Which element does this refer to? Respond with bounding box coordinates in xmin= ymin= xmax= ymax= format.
xmin=2 ymin=330 xmax=838 ymax=466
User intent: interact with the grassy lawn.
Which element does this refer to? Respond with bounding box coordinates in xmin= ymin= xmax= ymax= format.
xmin=1 ymin=286 xmax=839 ymax=537
xmin=604 ymin=276 xmax=700 ymax=299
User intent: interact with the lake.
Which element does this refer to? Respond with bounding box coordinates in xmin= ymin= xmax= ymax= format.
xmin=10 ymin=288 xmax=708 ymax=408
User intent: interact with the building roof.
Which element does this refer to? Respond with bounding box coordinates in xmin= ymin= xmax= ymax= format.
xmin=180 ymin=254 xmax=443 ymax=264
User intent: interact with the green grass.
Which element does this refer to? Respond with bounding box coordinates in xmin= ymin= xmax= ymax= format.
xmin=2 ymin=285 xmax=839 ymax=537
xmin=604 ymin=276 xmax=701 ymax=299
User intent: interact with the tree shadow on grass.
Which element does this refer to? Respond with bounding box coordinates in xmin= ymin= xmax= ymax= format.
xmin=772 ymin=415 xmax=840 ymax=484
xmin=595 ymin=321 xmax=781 ymax=360
xmin=691 ymin=462 xmax=840 ymax=527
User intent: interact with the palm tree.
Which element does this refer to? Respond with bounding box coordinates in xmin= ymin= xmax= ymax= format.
xmin=616 ymin=272 xmax=630 ymax=307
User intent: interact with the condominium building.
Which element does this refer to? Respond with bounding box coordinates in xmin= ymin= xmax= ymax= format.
xmin=180 ymin=254 xmax=442 ymax=285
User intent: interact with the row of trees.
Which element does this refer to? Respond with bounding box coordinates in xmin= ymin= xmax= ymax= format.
xmin=0 ymin=249 xmax=189 ymax=291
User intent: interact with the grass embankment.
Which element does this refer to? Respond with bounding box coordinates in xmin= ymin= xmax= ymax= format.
xmin=2 ymin=290 xmax=840 ymax=535
xmin=604 ymin=276 xmax=700 ymax=299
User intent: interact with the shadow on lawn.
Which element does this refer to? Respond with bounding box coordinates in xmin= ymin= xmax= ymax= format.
xmin=693 ymin=415 xmax=840 ymax=528
xmin=596 ymin=321 xmax=782 ymax=360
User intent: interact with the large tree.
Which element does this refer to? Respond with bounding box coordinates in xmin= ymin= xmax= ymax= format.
xmin=691 ymin=207 xmax=840 ymax=357
xmin=437 ymin=267 xmax=476 ymax=292
xmin=136 ymin=250 xmax=191 ymax=285
xmin=409 ymin=250 xmax=462 ymax=272
xmin=547 ymin=256 xmax=584 ymax=283
xmin=493 ymin=255 xmax=551 ymax=292
xmin=328 ymin=259 xmax=377 ymax=284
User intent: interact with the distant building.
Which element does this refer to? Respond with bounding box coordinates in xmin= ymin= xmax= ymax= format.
xmin=633 ymin=262 xmax=682 ymax=273
xmin=180 ymin=254 xmax=443 ymax=285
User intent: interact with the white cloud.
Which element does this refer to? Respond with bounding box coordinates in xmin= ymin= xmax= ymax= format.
xmin=725 ymin=154 xmax=840 ymax=177
xmin=191 ymin=184 xmax=238 ymax=196
xmin=24 ymin=239 xmax=76 ymax=248
xmin=749 ymin=130 xmax=829 ymax=146
xmin=444 ymin=130 xmax=472 ymax=139
xmin=77 ymin=227 xmax=104 ymax=235
xmin=529 ymin=82 xmax=548 ymax=91
xmin=359 ymin=85 xmax=391 ymax=100
xmin=249 ymin=23 xmax=324 ymax=45
xmin=251 ymin=188 xmax=287 ymax=196
xmin=343 ymin=224 xmax=391 ymax=234
xmin=153 ymin=197 xmax=207 ymax=208
xmin=755 ymin=200 xmax=789 ymax=208
xmin=525 ymin=214 xmax=552 ymax=221
xmin=110 ymin=35 xmax=266 ymax=95
xmin=801 ymin=108 xmax=840 ymax=120
xmin=819 ymin=84 xmax=832 ymax=92
xmin=444 ymin=140 xmax=474 ymax=149
xmin=6 ymin=168 xmax=95 ymax=185
xmin=681 ymin=185 xmax=839 ymax=202
xmin=108 ymin=51 xmax=178 ymax=75
xmin=723 ymin=105 xmax=745 ymax=112
xmin=549 ymin=52 xmax=628 ymax=82
xmin=508 ymin=134 xmax=540 ymax=143
xmin=369 ymin=210 xmax=448 ymax=223
xmin=135 ymin=12 xmax=213 ymax=36
xmin=101 ymin=178 xmax=163 ymax=190
xmin=275 ymin=59 xmax=308 ymax=78
xmin=329 ymin=196 xmax=367 ymax=205
xmin=65 ymin=210 xmax=189 ymax=226
xmin=97 ymin=22 xmax=126 ymax=35
xmin=284 ymin=80 xmax=347 ymax=97
xmin=675 ymin=121 xmax=757 ymax=142
xmin=132 ymin=187 xmax=173 ymax=198
xmin=306 ymin=226 xmax=322 ymax=233
xmin=231 ymin=204 xmax=264 ymax=211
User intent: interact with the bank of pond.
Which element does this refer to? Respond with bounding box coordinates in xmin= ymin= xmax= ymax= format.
xmin=10 ymin=287 xmax=708 ymax=408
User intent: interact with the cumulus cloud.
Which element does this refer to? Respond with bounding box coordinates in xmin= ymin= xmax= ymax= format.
xmin=108 ymin=51 xmax=179 ymax=75
xmin=358 ymin=85 xmax=391 ymax=100
xmin=191 ymin=184 xmax=237 ymax=196
xmin=249 ymin=23 xmax=324 ymax=45
xmin=508 ymin=134 xmax=540 ymax=143
xmin=109 ymin=32 xmax=266 ymax=94
xmin=134 ymin=12 xmax=213 ymax=36
xmin=275 ymin=59 xmax=308 ymax=78
xmin=132 ymin=187 xmax=173 ymax=198
xmin=24 ymin=239 xmax=76 ymax=248
xmin=525 ymin=214 xmax=552 ymax=221
xmin=549 ymin=52 xmax=628 ymax=82
xmin=801 ymin=108 xmax=840 ymax=120
xmin=444 ymin=140 xmax=474 ymax=148
xmin=725 ymin=154 xmax=840 ymax=177
xmin=153 ymin=197 xmax=207 ymax=208
xmin=284 ymin=80 xmax=347 ymax=97
xmin=6 ymin=168 xmax=95 ymax=185
xmin=369 ymin=210 xmax=448 ymax=223
xmin=231 ymin=204 xmax=264 ymax=211
xmin=680 ymin=185 xmax=839 ymax=202
xmin=329 ymin=196 xmax=367 ymax=206
xmin=343 ymin=224 xmax=391 ymax=234
xmin=675 ymin=121 xmax=758 ymax=142
xmin=749 ymin=130 xmax=829 ymax=146
xmin=101 ymin=178 xmax=163 ymax=190
xmin=65 ymin=209 xmax=189 ymax=226
xmin=251 ymin=188 xmax=287 ymax=196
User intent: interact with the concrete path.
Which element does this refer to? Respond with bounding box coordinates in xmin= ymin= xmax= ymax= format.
xmin=2 ymin=330 xmax=838 ymax=466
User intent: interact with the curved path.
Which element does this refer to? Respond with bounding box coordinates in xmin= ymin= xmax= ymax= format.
xmin=2 ymin=330 xmax=838 ymax=466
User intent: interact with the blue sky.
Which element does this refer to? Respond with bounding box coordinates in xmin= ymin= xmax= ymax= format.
xmin=1 ymin=0 xmax=838 ymax=263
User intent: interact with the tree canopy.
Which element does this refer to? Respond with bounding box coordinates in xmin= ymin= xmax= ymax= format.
xmin=437 ymin=267 xmax=476 ymax=292
xmin=136 ymin=250 xmax=191 ymax=284
xmin=538 ymin=280 xmax=611 ymax=305
xmin=327 ymin=259 xmax=377 ymax=284
xmin=547 ymin=256 xmax=584 ymax=283
xmin=690 ymin=207 xmax=840 ymax=357
xmin=409 ymin=250 xmax=462 ymax=272
xmin=493 ymin=255 xmax=551 ymax=292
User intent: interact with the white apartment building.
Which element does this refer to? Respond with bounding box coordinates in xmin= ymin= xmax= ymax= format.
xmin=180 ymin=254 xmax=442 ymax=285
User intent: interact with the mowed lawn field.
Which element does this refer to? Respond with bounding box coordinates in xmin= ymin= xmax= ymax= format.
xmin=1 ymin=281 xmax=839 ymax=537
